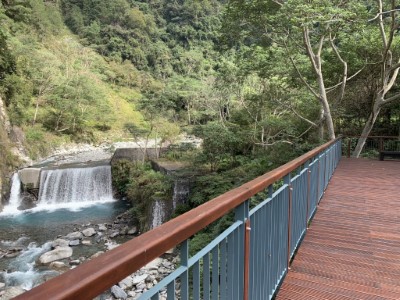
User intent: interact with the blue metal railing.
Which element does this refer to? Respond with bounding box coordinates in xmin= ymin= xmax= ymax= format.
xmin=18 ymin=139 xmax=341 ymax=300
xmin=141 ymin=139 xmax=342 ymax=300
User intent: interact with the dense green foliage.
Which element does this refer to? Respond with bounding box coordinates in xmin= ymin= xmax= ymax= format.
xmin=112 ymin=160 xmax=172 ymax=231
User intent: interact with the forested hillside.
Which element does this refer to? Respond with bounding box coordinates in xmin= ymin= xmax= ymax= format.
xmin=1 ymin=0 xmax=398 ymax=160
xmin=0 ymin=0 xmax=225 ymax=159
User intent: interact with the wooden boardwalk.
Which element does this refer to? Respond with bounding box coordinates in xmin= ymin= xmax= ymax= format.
xmin=276 ymin=158 xmax=400 ymax=300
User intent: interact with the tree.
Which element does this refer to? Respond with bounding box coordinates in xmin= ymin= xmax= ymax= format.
xmin=194 ymin=122 xmax=239 ymax=171
xmin=30 ymin=49 xmax=62 ymax=124
xmin=222 ymin=0 xmax=368 ymax=141
xmin=353 ymin=0 xmax=400 ymax=157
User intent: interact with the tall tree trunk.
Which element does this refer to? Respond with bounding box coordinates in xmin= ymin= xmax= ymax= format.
xmin=353 ymin=102 xmax=381 ymax=157
xmin=33 ymin=99 xmax=40 ymax=125
xmin=318 ymin=108 xmax=325 ymax=141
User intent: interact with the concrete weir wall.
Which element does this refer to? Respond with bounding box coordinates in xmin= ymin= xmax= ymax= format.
xmin=18 ymin=168 xmax=41 ymax=189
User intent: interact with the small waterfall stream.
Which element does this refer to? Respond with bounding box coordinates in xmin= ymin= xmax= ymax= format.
xmin=172 ymin=178 xmax=190 ymax=209
xmin=151 ymin=200 xmax=165 ymax=229
xmin=2 ymin=173 xmax=22 ymax=214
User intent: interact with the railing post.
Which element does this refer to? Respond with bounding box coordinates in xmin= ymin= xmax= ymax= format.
xmin=317 ymin=154 xmax=320 ymax=202
xmin=285 ymin=174 xmax=292 ymax=269
xmin=181 ymin=240 xmax=189 ymax=300
xmin=235 ymin=200 xmax=249 ymax=300
xmin=306 ymin=160 xmax=311 ymax=229
xmin=347 ymin=138 xmax=351 ymax=158
xmin=379 ymin=137 xmax=383 ymax=152
xmin=324 ymin=149 xmax=327 ymax=190
xmin=244 ymin=218 xmax=250 ymax=300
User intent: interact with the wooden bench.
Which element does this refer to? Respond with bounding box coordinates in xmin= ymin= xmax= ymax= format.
xmin=379 ymin=151 xmax=400 ymax=161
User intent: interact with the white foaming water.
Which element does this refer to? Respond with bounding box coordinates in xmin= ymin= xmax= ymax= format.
xmin=2 ymin=241 xmax=56 ymax=290
xmin=38 ymin=165 xmax=114 ymax=206
xmin=151 ymin=200 xmax=165 ymax=229
xmin=172 ymin=178 xmax=190 ymax=209
xmin=2 ymin=173 xmax=22 ymax=215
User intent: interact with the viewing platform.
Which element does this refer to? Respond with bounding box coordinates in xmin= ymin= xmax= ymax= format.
xmin=277 ymin=158 xmax=400 ymax=300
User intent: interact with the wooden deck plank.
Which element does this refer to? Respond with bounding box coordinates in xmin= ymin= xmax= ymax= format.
xmin=276 ymin=158 xmax=400 ymax=299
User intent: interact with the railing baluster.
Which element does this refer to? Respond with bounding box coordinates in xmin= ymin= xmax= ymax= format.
xmin=181 ymin=240 xmax=189 ymax=300
xmin=193 ymin=262 xmax=200 ymax=300
xmin=167 ymin=281 xmax=175 ymax=300
xmin=220 ymin=240 xmax=227 ymax=299
xmin=285 ymin=174 xmax=292 ymax=268
xmin=203 ymin=253 xmax=210 ymax=300
xmin=227 ymin=232 xmax=234 ymax=299
xmin=211 ymin=246 xmax=219 ymax=300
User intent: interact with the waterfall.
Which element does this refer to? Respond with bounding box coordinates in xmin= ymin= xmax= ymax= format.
xmin=2 ymin=173 xmax=22 ymax=214
xmin=172 ymin=179 xmax=190 ymax=209
xmin=38 ymin=165 xmax=114 ymax=205
xmin=151 ymin=200 xmax=165 ymax=229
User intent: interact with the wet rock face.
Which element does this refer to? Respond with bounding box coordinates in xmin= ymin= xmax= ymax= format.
xmin=17 ymin=193 xmax=37 ymax=210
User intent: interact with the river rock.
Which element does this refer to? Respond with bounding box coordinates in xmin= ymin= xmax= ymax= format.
xmin=82 ymin=228 xmax=96 ymax=237
xmin=52 ymin=239 xmax=69 ymax=248
xmin=111 ymin=285 xmax=127 ymax=300
xmin=65 ymin=232 xmax=83 ymax=240
xmin=110 ymin=231 xmax=119 ymax=238
xmin=98 ymin=224 xmax=107 ymax=231
xmin=0 ymin=282 xmax=5 ymax=289
xmin=132 ymin=274 xmax=148 ymax=285
xmin=38 ymin=247 xmax=73 ymax=264
xmin=90 ymin=251 xmax=104 ymax=259
xmin=82 ymin=240 xmax=91 ymax=246
xmin=69 ymin=240 xmax=80 ymax=246
xmin=49 ymin=261 xmax=69 ymax=272
xmin=118 ymin=276 xmax=133 ymax=289
xmin=5 ymin=252 xmax=19 ymax=258
xmin=2 ymin=286 xmax=25 ymax=298
xmin=136 ymin=283 xmax=146 ymax=291
xmin=143 ymin=258 xmax=163 ymax=270
xmin=127 ymin=227 xmax=137 ymax=235
xmin=69 ymin=259 xmax=80 ymax=266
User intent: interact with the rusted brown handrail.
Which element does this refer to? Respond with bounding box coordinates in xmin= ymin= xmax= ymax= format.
xmin=15 ymin=138 xmax=340 ymax=300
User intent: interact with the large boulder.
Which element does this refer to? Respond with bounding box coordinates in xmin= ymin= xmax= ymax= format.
xmin=38 ymin=247 xmax=73 ymax=264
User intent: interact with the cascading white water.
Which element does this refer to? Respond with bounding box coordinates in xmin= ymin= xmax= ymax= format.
xmin=38 ymin=165 xmax=114 ymax=205
xmin=172 ymin=179 xmax=190 ymax=209
xmin=2 ymin=173 xmax=22 ymax=214
xmin=151 ymin=200 xmax=165 ymax=229
xmin=1 ymin=241 xmax=57 ymax=290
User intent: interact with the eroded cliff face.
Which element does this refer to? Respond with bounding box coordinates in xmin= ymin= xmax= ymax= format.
xmin=0 ymin=96 xmax=18 ymax=206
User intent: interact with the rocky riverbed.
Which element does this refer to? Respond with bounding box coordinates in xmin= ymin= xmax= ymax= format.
xmin=0 ymin=210 xmax=178 ymax=300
